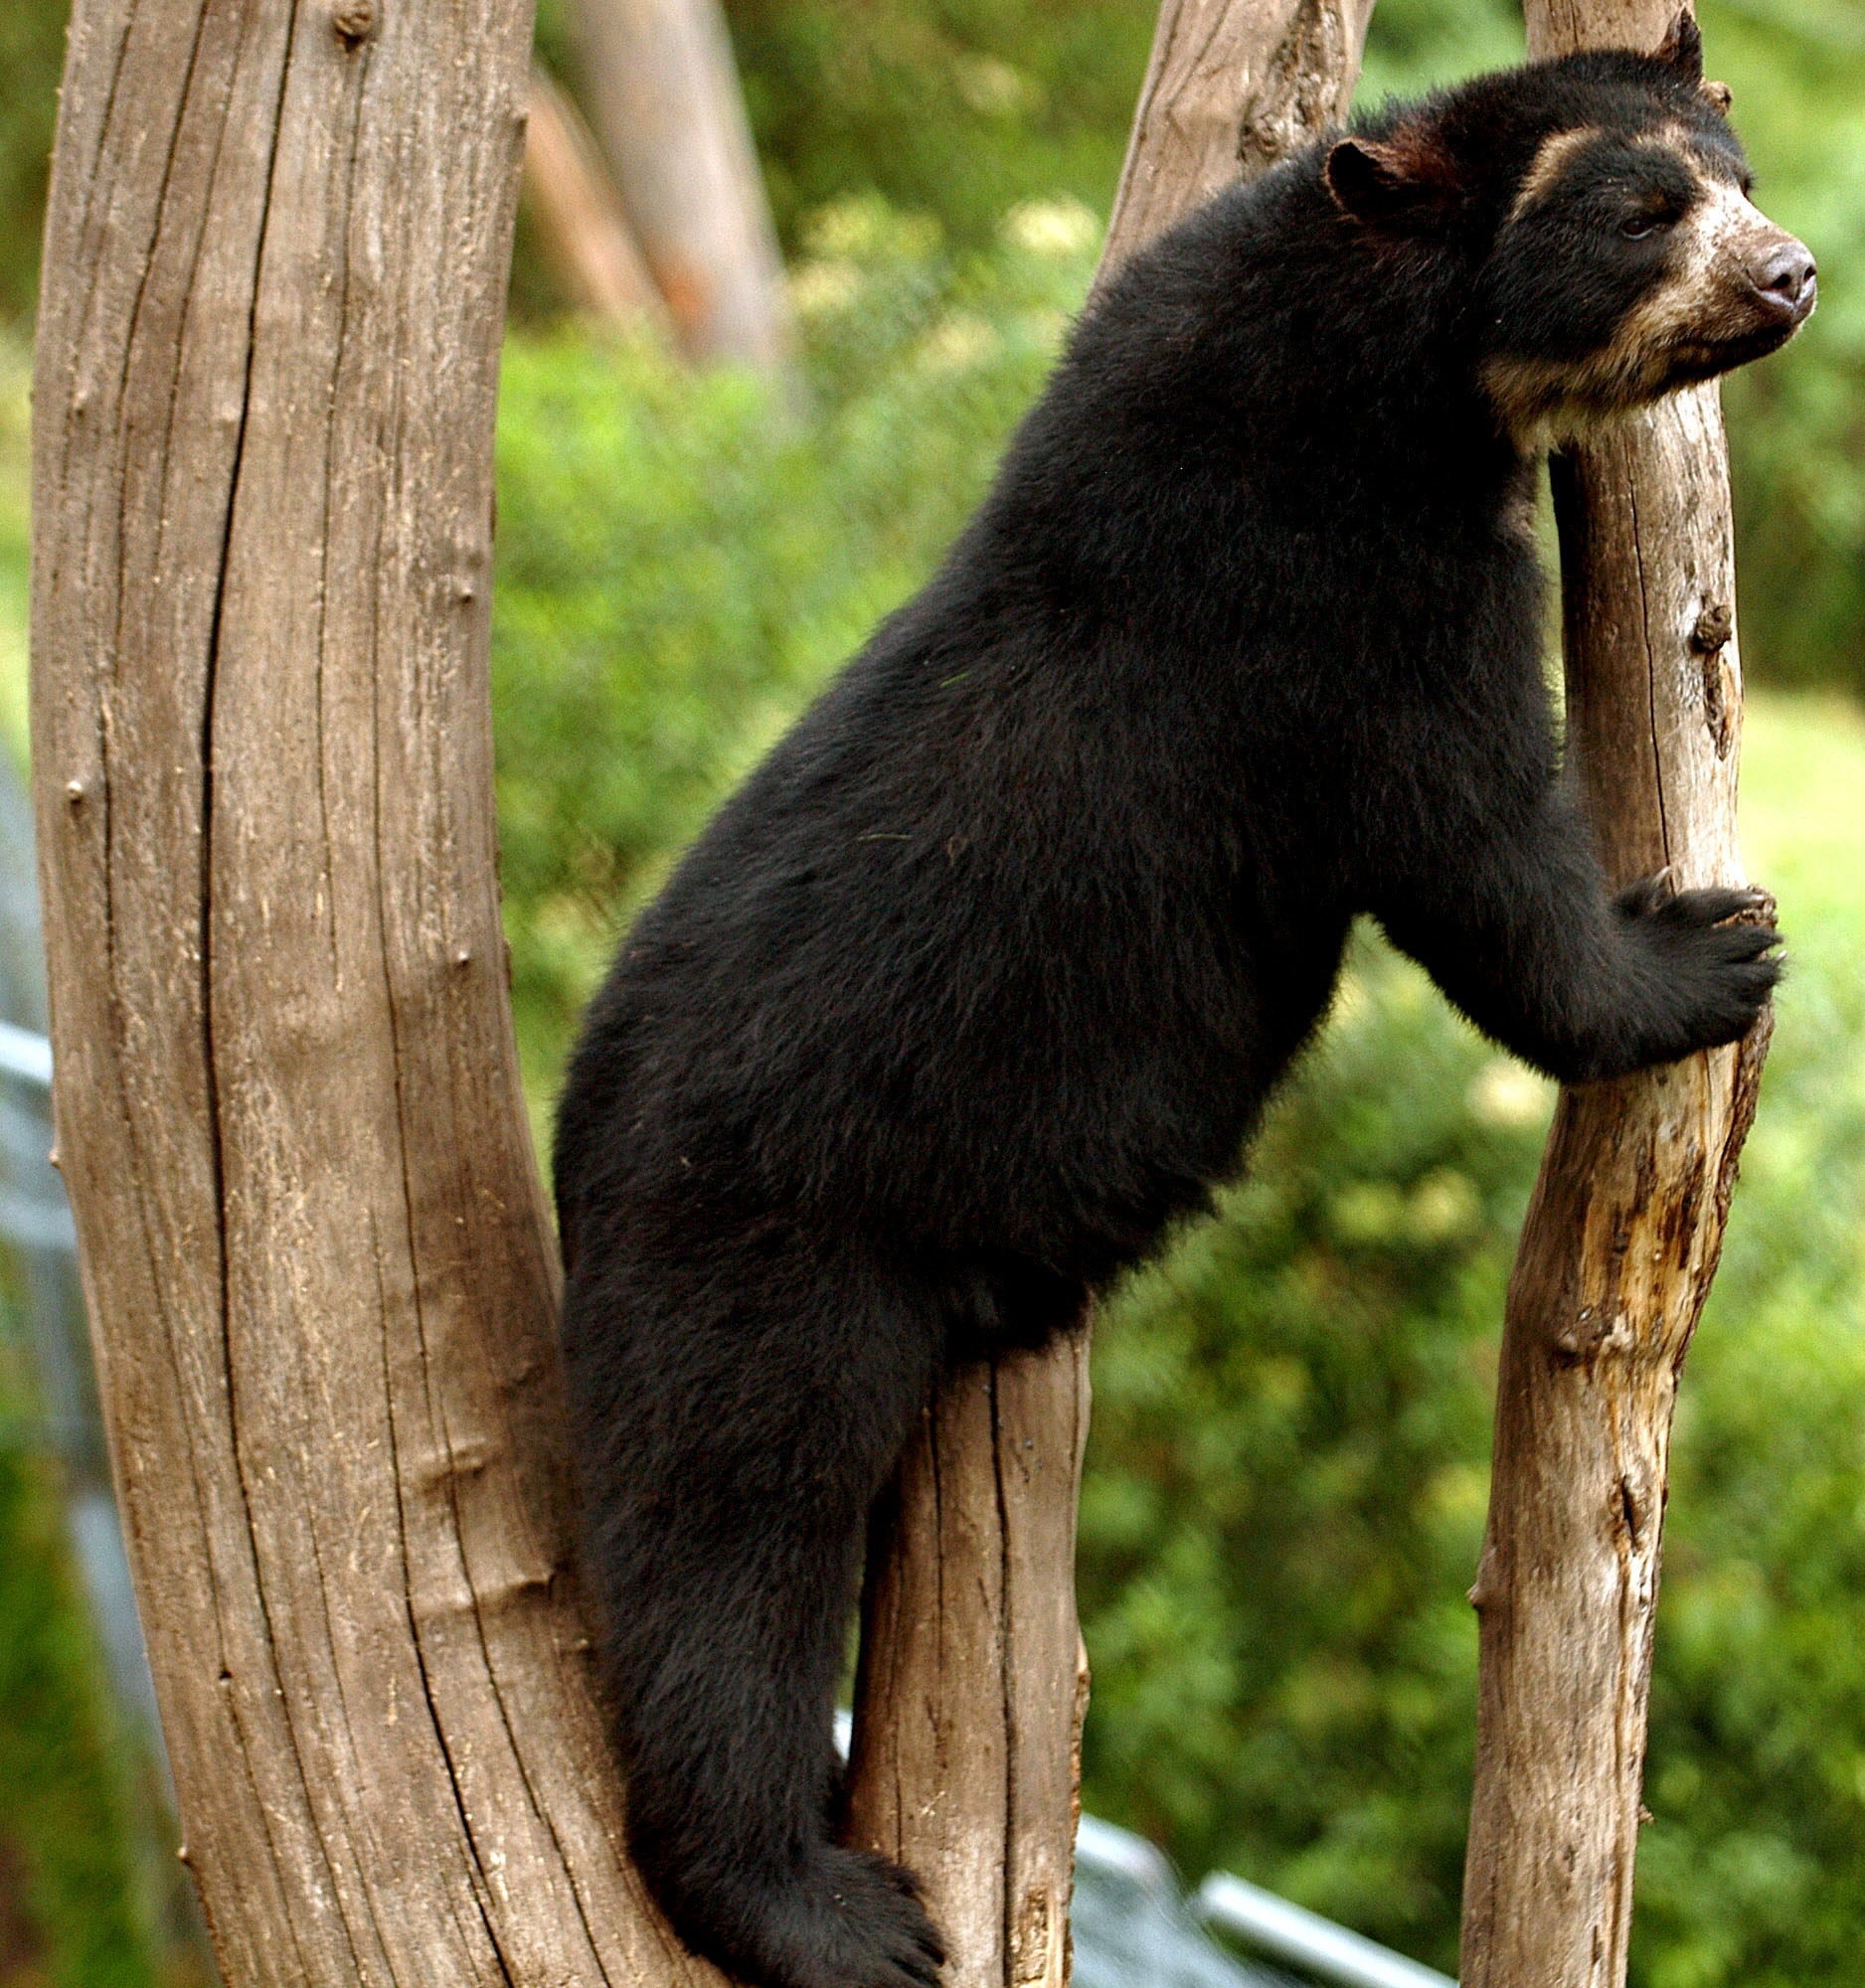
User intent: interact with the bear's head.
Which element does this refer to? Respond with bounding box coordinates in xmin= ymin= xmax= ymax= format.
xmin=1323 ymin=11 xmax=1815 ymax=445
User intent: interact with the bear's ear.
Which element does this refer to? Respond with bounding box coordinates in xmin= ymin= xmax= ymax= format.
xmin=1654 ymin=9 xmax=1704 ymax=82
xmin=1700 ymin=78 xmax=1733 ymax=115
xmin=1324 ymin=135 xmax=1458 ymax=229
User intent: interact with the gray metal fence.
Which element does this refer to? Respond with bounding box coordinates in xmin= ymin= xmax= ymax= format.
xmin=0 ymin=748 xmax=212 ymax=1971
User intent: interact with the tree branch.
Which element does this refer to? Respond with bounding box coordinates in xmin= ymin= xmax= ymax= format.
xmin=565 ymin=0 xmax=795 ymax=378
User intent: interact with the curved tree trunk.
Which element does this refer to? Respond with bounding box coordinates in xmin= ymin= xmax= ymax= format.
xmin=1459 ymin=7 xmax=1772 ymax=1984
xmin=844 ymin=7 xmax=1375 ymax=1984
xmin=30 ymin=1 xmax=722 ymax=1980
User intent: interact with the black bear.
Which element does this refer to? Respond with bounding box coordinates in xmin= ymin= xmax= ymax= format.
xmin=553 ymin=19 xmax=1809 ymax=1988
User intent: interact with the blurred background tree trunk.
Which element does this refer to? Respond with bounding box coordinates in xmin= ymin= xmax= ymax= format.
xmin=524 ymin=65 xmax=672 ymax=337
xmin=565 ymin=0 xmax=797 ymax=378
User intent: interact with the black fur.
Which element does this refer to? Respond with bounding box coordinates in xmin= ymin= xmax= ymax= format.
xmin=555 ymin=39 xmax=1792 ymax=1988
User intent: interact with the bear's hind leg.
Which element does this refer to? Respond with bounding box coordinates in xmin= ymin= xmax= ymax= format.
xmin=563 ymin=1225 xmax=946 ymax=1988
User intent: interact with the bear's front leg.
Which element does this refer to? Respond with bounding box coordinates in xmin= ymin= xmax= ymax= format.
xmin=1366 ymin=783 xmax=1780 ymax=1084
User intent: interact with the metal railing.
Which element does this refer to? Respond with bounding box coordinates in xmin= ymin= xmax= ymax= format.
xmin=1196 ymin=1871 xmax=1456 ymax=1988
xmin=0 ymin=758 xmax=208 ymax=1974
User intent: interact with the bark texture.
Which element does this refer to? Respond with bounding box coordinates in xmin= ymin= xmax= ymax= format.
xmin=31 ymin=0 xmax=722 ymax=1981
xmin=567 ymin=0 xmax=794 ymax=374
xmin=1100 ymin=0 xmax=1377 ymax=280
xmin=524 ymin=65 xmax=670 ymax=335
xmin=847 ymin=1344 xmax=1093 ymax=1988
xmin=844 ymin=4 xmax=1375 ymax=1981
xmin=1459 ymin=9 xmax=1772 ymax=1985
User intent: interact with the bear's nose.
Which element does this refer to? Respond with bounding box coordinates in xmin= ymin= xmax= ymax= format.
xmin=1751 ymin=240 xmax=1817 ymax=320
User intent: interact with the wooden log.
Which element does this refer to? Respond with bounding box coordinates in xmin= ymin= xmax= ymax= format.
xmin=1458 ymin=7 xmax=1773 ymax=1984
xmin=524 ymin=64 xmax=671 ymax=336
xmin=844 ymin=5 xmax=1375 ymax=1982
xmin=566 ymin=0 xmax=795 ymax=377
xmin=30 ymin=0 xmax=723 ymax=1979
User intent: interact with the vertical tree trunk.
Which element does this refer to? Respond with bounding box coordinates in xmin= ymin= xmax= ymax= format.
xmin=31 ymin=0 xmax=721 ymax=1980
xmin=525 ymin=65 xmax=671 ymax=335
xmin=567 ymin=0 xmax=795 ymax=376
xmin=848 ymin=1345 xmax=1094 ymax=1988
xmin=1459 ymin=8 xmax=1771 ymax=1984
xmin=845 ymin=7 xmax=1375 ymax=1984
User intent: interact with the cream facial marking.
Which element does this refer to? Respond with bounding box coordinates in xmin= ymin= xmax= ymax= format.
xmin=1506 ymin=127 xmax=1605 ymax=224
xmin=1611 ymin=160 xmax=1781 ymax=352
xmin=1485 ymin=140 xmax=1808 ymax=448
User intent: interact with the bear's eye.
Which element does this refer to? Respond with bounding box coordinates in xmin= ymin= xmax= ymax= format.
xmin=1619 ymin=212 xmax=1673 ymax=241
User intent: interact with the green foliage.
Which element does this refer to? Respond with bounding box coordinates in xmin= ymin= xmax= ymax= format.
xmin=720 ymin=0 xmax=1156 ymax=254
xmin=0 ymin=1408 xmax=162 ymax=1985
xmin=1698 ymin=1 xmax=1865 ymax=698
xmin=1355 ymin=0 xmax=1523 ymax=102
xmin=0 ymin=343 xmax=28 ymax=765
xmin=0 ymin=0 xmax=62 ymax=325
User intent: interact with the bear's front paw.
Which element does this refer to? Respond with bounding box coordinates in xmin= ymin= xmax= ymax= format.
xmin=1613 ymin=874 xmax=1781 ymax=1065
